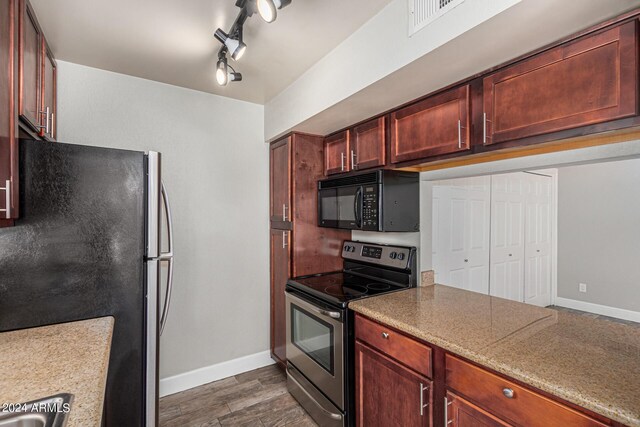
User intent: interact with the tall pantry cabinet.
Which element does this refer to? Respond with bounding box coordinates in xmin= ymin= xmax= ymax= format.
xmin=269 ymin=133 xmax=350 ymax=368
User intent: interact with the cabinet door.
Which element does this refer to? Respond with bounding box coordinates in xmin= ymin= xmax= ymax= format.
xmin=390 ymin=85 xmax=470 ymax=164
xmin=446 ymin=392 xmax=511 ymax=427
xmin=351 ymin=117 xmax=385 ymax=171
xmin=39 ymin=42 xmax=56 ymax=141
xmin=270 ymin=137 xmax=291 ymax=224
xmin=18 ymin=0 xmax=41 ymax=131
xmin=483 ymin=21 xmax=638 ymax=145
xmin=324 ymin=130 xmax=350 ymax=175
xmin=356 ymin=341 xmax=432 ymax=427
xmin=0 ymin=0 xmax=19 ymax=224
xmin=270 ymin=228 xmax=290 ymax=366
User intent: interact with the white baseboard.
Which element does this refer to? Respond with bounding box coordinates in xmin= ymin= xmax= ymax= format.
xmin=159 ymin=350 xmax=275 ymax=397
xmin=554 ymin=297 xmax=640 ymax=323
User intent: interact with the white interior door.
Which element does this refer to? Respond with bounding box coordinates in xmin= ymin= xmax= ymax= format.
xmin=489 ymin=173 xmax=525 ymax=302
xmin=523 ymin=173 xmax=553 ymax=307
xmin=432 ymin=177 xmax=490 ymax=294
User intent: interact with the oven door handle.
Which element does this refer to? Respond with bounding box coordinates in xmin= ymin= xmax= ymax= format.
xmin=287 ymin=365 xmax=344 ymax=421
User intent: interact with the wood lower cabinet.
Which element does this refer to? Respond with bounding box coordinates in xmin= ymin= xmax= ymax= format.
xmin=324 ymin=130 xmax=350 ymax=175
xmin=390 ymin=85 xmax=471 ymax=164
xmin=356 ymin=342 xmax=432 ymax=427
xmin=269 ymin=133 xmax=350 ymax=367
xmin=350 ymin=117 xmax=385 ymax=171
xmin=483 ymin=21 xmax=638 ymax=146
xmin=446 ymin=392 xmax=511 ymax=427
xmin=270 ymin=228 xmax=290 ymax=364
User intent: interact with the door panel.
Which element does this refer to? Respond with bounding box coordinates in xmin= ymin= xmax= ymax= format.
xmin=391 ymin=85 xmax=470 ymax=163
xmin=270 ymin=228 xmax=290 ymax=365
xmin=270 ymin=137 xmax=291 ymax=224
xmin=483 ymin=21 xmax=638 ymax=145
xmin=432 ymin=177 xmax=490 ymax=294
xmin=524 ymin=173 xmax=553 ymax=307
xmin=490 ymin=174 xmax=525 ymax=302
xmin=351 ymin=117 xmax=385 ymax=171
xmin=356 ymin=342 xmax=431 ymax=427
xmin=324 ymin=130 xmax=349 ymax=175
xmin=19 ymin=0 xmax=41 ymax=130
xmin=447 ymin=392 xmax=512 ymax=427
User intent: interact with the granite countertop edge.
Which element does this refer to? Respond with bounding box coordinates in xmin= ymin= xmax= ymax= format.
xmin=350 ymin=296 xmax=638 ymax=427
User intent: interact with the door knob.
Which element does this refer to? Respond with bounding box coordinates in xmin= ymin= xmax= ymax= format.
xmin=381 ymin=332 xmax=389 ymax=339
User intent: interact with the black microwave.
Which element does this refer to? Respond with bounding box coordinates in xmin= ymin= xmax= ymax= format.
xmin=317 ymin=170 xmax=419 ymax=232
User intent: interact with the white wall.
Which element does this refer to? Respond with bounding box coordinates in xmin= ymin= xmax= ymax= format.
xmin=557 ymin=159 xmax=640 ymax=312
xmin=55 ymin=61 xmax=269 ymax=380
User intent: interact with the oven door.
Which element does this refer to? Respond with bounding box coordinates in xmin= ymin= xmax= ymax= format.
xmin=286 ymin=290 xmax=345 ymax=410
xmin=318 ymin=185 xmax=362 ymax=229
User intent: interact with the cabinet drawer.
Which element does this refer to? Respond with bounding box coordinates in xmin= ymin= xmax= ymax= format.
xmin=355 ymin=314 xmax=432 ymax=378
xmin=445 ymin=355 xmax=608 ymax=427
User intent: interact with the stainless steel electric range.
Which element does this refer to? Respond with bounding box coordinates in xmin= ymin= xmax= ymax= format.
xmin=285 ymin=240 xmax=417 ymax=427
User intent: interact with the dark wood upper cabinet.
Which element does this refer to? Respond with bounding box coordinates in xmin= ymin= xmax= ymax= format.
xmin=356 ymin=341 xmax=432 ymax=427
xmin=270 ymin=137 xmax=291 ymax=225
xmin=324 ymin=130 xmax=350 ymax=175
xmin=270 ymin=228 xmax=290 ymax=366
xmin=39 ymin=41 xmax=56 ymax=141
xmin=18 ymin=0 xmax=41 ymax=132
xmin=446 ymin=392 xmax=512 ymax=427
xmin=483 ymin=21 xmax=638 ymax=146
xmin=390 ymin=85 xmax=471 ymax=164
xmin=0 ymin=0 xmax=19 ymax=225
xmin=350 ymin=117 xmax=385 ymax=171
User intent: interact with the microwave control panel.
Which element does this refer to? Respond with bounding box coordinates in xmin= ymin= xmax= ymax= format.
xmin=361 ymin=186 xmax=378 ymax=228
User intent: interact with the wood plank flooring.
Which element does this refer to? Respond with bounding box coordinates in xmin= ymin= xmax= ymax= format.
xmin=159 ymin=364 xmax=318 ymax=427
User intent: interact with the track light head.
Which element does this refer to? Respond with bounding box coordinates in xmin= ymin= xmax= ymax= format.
xmin=256 ymin=0 xmax=291 ymax=23
xmin=216 ymin=57 xmax=228 ymax=86
xmin=214 ymin=29 xmax=247 ymax=61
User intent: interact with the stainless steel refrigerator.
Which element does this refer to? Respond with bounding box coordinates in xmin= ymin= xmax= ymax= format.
xmin=0 ymin=139 xmax=175 ymax=426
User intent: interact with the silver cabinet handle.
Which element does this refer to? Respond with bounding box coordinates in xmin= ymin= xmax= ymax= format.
xmin=502 ymin=388 xmax=515 ymax=399
xmin=287 ymin=365 xmax=343 ymax=421
xmin=419 ymin=383 xmax=429 ymax=416
xmin=351 ymin=150 xmax=357 ymax=170
xmin=457 ymin=119 xmax=462 ymax=148
xmin=0 ymin=180 xmax=11 ymax=219
xmin=445 ymin=396 xmax=452 ymax=425
xmin=340 ymin=152 xmax=345 ymax=171
xmin=483 ymin=112 xmax=492 ymax=145
xmin=159 ymin=181 xmax=175 ymax=336
xmin=282 ymin=203 xmax=288 ymax=221
xmin=381 ymin=332 xmax=389 ymax=339
xmin=51 ymin=112 xmax=55 ymax=138
xmin=39 ymin=107 xmax=50 ymax=135
xmin=282 ymin=231 xmax=288 ymax=248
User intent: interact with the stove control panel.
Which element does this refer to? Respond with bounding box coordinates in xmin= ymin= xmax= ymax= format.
xmin=342 ymin=241 xmax=413 ymax=270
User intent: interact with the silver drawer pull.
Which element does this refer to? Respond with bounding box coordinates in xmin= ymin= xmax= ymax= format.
xmin=0 ymin=180 xmax=11 ymax=219
xmin=502 ymin=388 xmax=515 ymax=399
xmin=381 ymin=332 xmax=389 ymax=339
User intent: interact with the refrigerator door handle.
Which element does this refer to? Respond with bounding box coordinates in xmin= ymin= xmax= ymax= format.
xmin=159 ymin=181 xmax=174 ymax=336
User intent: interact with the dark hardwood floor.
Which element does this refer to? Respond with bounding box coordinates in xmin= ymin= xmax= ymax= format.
xmin=159 ymin=364 xmax=318 ymax=427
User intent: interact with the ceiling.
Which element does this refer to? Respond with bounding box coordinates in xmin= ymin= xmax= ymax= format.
xmin=30 ymin=0 xmax=392 ymax=104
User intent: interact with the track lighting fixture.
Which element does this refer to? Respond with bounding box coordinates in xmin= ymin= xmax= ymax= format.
xmin=214 ymin=0 xmax=291 ymax=86
xmin=216 ymin=54 xmax=242 ymax=86
xmin=256 ymin=0 xmax=291 ymax=23
xmin=214 ymin=29 xmax=247 ymax=61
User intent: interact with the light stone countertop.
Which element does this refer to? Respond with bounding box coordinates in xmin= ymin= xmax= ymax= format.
xmin=349 ymin=285 xmax=640 ymax=427
xmin=0 ymin=317 xmax=114 ymax=427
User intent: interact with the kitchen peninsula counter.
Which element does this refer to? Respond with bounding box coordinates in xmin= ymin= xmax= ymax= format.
xmin=349 ymin=285 xmax=640 ymax=426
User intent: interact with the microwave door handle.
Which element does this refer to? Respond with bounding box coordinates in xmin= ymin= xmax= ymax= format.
xmin=354 ymin=187 xmax=362 ymax=228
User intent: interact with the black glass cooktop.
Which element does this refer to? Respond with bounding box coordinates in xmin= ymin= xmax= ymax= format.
xmin=287 ymin=272 xmax=407 ymax=308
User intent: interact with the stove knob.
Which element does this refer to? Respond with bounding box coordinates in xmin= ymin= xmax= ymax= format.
xmin=397 ymin=253 xmax=405 ymax=261
xmin=389 ymin=252 xmax=397 ymax=259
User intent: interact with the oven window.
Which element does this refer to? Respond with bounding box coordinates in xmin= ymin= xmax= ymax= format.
xmin=291 ymin=305 xmax=334 ymax=374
